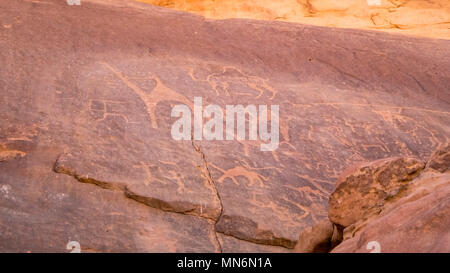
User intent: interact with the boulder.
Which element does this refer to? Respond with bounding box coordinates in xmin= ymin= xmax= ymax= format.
xmin=294 ymin=219 xmax=342 ymax=253
xmin=329 ymin=157 xmax=424 ymax=227
xmin=328 ymin=144 xmax=450 ymax=253
xmin=332 ymin=171 xmax=450 ymax=253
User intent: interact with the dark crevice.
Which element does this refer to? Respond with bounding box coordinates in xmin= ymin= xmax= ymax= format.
xmin=190 ymin=140 xmax=224 ymax=253
xmin=53 ymin=156 xmax=217 ymax=221
xmin=217 ymin=230 xmax=293 ymax=250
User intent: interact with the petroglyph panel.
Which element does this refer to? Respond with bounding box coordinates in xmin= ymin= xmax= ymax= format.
xmin=61 ymin=54 xmax=449 ymax=248
xmin=52 ymin=61 xmax=222 ymax=220
xmin=53 ymin=53 xmax=450 ymax=248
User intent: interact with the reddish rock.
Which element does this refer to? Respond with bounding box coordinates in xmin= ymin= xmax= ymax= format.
xmin=53 ymin=148 xmax=222 ymax=219
xmin=329 ymin=144 xmax=450 ymax=253
xmin=329 ymin=157 xmax=424 ymax=227
xmin=218 ymin=234 xmax=291 ymax=253
xmin=0 ymin=0 xmax=449 ymax=252
xmin=332 ymin=171 xmax=450 ymax=253
xmin=427 ymin=142 xmax=450 ymax=173
xmin=0 ymin=144 xmax=26 ymax=162
xmin=293 ymin=219 xmax=342 ymax=253
xmin=0 ymin=148 xmax=220 ymax=252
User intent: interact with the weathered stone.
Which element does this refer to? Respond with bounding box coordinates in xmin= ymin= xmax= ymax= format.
xmin=294 ymin=219 xmax=337 ymax=253
xmin=427 ymin=142 xmax=450 ymax=173
xmin=0 ymin=0 xmax=449 ymax=252
xmin=0 ymin=148 xmax=220 ymax=252
xmin=141 ymin=0 xmax=450 ymax=39
xmin=332 ymin=171 xmax=450 ymax=253
xmin=329 ymin=157 xmax=425 ymax=227
xmin=53 ymin=147 xmax=221 ymax=220
xmin=218 ymin=234 xmax=290 ymax=253
xmin=0 ymin=144 xmax=26 ymax=162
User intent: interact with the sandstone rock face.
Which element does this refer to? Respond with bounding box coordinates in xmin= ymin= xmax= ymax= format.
xmin=0 ymin=0 xmax=449 ymax=252
xmin=332 ymin=171 xmax=450 ymax=253
xmin=427 ymin=142 xmax=450 ymax=173
xmin=329 ymin=157 xmax=424 ymax=227
xmin=293 ymin=219 xmax=342 ymax=253
xmin=328 ymin=149 xmax=450 ymax=252
xmin=141 ymin=0 xmax=450 ymax=39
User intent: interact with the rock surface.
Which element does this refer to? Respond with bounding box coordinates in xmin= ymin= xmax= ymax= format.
xmin=293 ymin=219 xmax=342 ymax=253
xmin=140 ymin=0 xmax=450 ymax=39
xmin=329 ymin=157 xmax=424 ymax=227
xmin=328 ymin=148 xmax=450 ymax=253
xmin=427 ymin=142 xmax=450 ymax=173
xmin=0 ymin=0 xmax=449 ymax=252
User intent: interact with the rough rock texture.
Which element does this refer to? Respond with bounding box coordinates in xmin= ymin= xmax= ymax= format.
xmin=293 ymin=219 xmax=342 ymax=253
xmin=218 ymin=234 xmax=291 ymax=253
xmin=329 ymin=150 xmax=450 ymax=253
xmin=0 ymin=0 xmax=449 ymax=252
xmin=329 ymin=157 xmax=424 ymax=227
xmin=141 ymin=0 xmax=450 ymax=39
xmin=427 ymin=142 xmax=450 ymax=173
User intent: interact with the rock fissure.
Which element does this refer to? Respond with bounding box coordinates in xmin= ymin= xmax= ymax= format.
xmin=190 ymin=141 xmax=298 ymax=250
xmin=216 ymin=229 xmax=294 ymax=250
xmin=53 ymin=155 xmax=218 ymax=221
xmin=190 ymin=140 xmax=224 ymax=253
